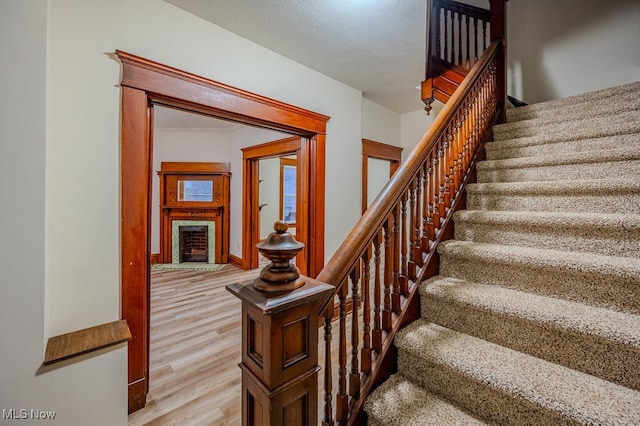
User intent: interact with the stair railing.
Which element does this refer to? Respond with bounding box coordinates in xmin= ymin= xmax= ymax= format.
xmin=430 ymin=0 xmax=491 ymax=72
xmin=423 ymin=0 xmax=506 ymax=120
xmin=317 ymin=39 xmax=501 ymax=425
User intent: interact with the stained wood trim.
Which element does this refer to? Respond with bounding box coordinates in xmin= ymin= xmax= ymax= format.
xmin=361 ymin=139 xmax=403 ymax=214
xmin=116 ymin=50 xmax=330 ymax=135
xmin=44 ymin=320 xmax=131 ymax=365
xmin=116 ymin=51 xmax=328 ymax=413
xmin=242 ymin=137 xmax=305 ymax=272
xmin=158 ymin=161 xmax=231 ymax=174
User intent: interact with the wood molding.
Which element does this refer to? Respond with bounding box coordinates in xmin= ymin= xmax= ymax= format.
xmin=229 ymin=253 xmax=245 ymax=269
xmin=150 ymin=253 xmax=160 ymax=265
xmin=241 ymin=137 xmax=307 ymax=273
xmin=116 ymin=50 xmax=329 ymax=413
xmin=361 ymin=139 xmax=403 ymax=214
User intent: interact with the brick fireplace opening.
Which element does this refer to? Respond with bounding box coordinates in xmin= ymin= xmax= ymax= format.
xmin=178 ymin=226 xmax=208 ymax=262
xmin=171 ymin=220 xmax=216 ymax=264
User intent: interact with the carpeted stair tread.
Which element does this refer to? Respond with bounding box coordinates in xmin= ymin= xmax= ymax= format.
xmin=499 ymin=94 xmax=640 ymax=134
xmin=502 ymin=94 xmax=640 ymax=132
xmin=477 ymin=147 xmax=640 ymax=182
xmin=485 ymin=133 xmax=640 ymax=161
xmin=396 ymin=321 xmax=640 ymax=425
xmin=364 ymin=374 xmax=488 ymax=426
xmin=494 ymin=110 xmax=640 ymax=141
xmin=438 ymin=240 xmax=640 ymax=314
xmin=506 ymin=81 xmax=640 ymax=122
xmin=466 ymin=179 xmax=640 ymax=214
xmin=365 ymin=82 xmax=640 ymax=425
xmin=453 ymin=210 xmax=640 ymax=258
xmin=420 ymin=276 xmax=640 ymax=390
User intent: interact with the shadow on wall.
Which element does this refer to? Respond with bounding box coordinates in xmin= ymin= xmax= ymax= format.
xmin=506 ymin=0 xmax=640 ymax=103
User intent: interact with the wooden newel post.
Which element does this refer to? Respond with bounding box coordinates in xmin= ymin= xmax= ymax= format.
xmin=227 ymin=221 xmax=333 ymax=426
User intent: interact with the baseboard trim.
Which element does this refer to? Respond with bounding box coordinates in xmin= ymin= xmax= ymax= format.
xmin=150 ymin=253 xmax=160 ymax=265
xmin=229 ymin=254 xmax=246 ymax=269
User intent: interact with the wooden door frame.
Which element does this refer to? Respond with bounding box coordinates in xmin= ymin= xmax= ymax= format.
xmin=361 ymin=139 xmax=403 ymax=213
xmin=115 ymin=50 xmax=329 ymax=413
xmin=241 ymin=137 xmax=306 ymax=272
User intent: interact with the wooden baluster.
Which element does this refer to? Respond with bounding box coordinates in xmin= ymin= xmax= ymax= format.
xmin=372 ymin=230 xmax=382 ymax=352
xmin=437 ymin=139 xmax=446 ymax=225
xmin=442 ymin=133 xmax=451 ymax=210
xmin=392 ymin=204 xmax=401 ymax=313
xmin=361 ymin=246 xmax=372 ymax=376
xmin=323 ymin=308 xmax=334 ymax=426
xmin=408 ymin=177 xmax=417 ymax=280
xmin=444 ymin=9 xmax=449 ymax=63
xmin=448 ymin=124 xmax=456 ymax=200
xmin=465 ymin=14 xmax=471 ymax=69
xmin=482 ymin=20 xmax=487 ymax=52
xmin=473 ymin=17 xmax=479 ymax=61
xmin=429 ymin=152 xmax=439 ymax=235
xmin=382 ymin=219 xmax=392 ymax=331
xmin=436 ymin=6 xmax=442 ymax=59
xmin=457 ymin=12 xmax=463 ymax=66
xmin=414 ymin=171 xmax=423 ymax=268
xmin=349 ymin=264 xmax=361 ymax=400
xmin=335 ymin=279 xmax=349 ymax=425
xmin=400 ymin=192 xmax=409 ymax=296
xmin=421 ymin=163 xmax=430 ymax=254
xmin=451 ymin=113 xmax=461 ymax=192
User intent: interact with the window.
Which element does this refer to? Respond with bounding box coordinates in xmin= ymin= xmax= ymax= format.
xmin=280 ymin=158 xmax=296 ymax=225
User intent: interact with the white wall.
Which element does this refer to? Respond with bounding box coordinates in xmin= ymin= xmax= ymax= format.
xmin=15 ymin=0 xmax=364 ymax=423
xmin=259 ymin=157 xmax=281 ymax=240
xmin=1 ymin=1 xmax=127 ymax=425
xmin=400 ymin=102 xmax=444 ymax=158
xmin=362 ymin=97 xmax=402 ymax=146
xmin=507 ymin=0 xmax=640 ymax=103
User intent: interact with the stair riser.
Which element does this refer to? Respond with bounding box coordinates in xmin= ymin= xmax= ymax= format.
xmin=421 ymin=293 xmax=640 ymax=390
xmin=485 ymin=134 xmax=640 ymax=161
xmin=467 ymin=192 xmax=640 ymax=214
xmin=477 ymin=159 xmax=640 ymax=183
xmin=454 ymin=221 xmax=640 ymax=258
xmin=398 ymin=350 xmax=571 ymax=425
xmin=439 ymin=253 xmax=640 ymax=315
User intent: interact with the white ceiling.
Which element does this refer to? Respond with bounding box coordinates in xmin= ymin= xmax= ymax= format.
xmin=164 ymin=0 xmax=428 ymax=114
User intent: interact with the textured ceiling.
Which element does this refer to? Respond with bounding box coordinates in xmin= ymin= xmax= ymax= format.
xmin=164 ymin=0 xmax=428 ymax=114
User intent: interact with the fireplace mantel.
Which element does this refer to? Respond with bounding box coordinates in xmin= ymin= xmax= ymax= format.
xmin=158 ymin=162 xmax=230 ymax=264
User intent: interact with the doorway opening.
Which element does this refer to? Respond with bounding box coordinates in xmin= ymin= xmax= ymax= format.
xmin=116 ymin=50 xmax=330 ymax=412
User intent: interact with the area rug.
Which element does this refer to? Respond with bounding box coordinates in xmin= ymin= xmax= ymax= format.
xmin=151 ymin=262 xmax=225 ymax=272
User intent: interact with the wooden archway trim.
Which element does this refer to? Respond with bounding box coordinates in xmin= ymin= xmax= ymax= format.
xmin=116 ymin=50 xmax=329 ymax=413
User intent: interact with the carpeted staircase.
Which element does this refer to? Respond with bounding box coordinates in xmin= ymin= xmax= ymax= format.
xmin=365 ymin=82 xmax=640 ymax=425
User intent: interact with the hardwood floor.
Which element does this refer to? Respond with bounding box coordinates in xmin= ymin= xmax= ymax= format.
xmin=128 ymin=264 xmax=262 ymax=426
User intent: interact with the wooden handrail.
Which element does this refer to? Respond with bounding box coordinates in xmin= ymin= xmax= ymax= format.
xmin=317 ymin=40 xmax=499 ymax=304
xmin=316 ymin=39 xmax=500 ymax=425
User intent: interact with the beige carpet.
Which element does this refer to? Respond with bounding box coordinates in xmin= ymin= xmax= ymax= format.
xmin=365 ymin=81 xmax=640 ymax=425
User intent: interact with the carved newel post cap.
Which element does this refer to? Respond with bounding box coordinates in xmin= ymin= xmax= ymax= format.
xmin=253 ymin=220 xmax=306 ymax=293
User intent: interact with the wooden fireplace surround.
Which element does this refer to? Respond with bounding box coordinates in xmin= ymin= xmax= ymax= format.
xmin=158 ymin=161 xmax=230 ymax=264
